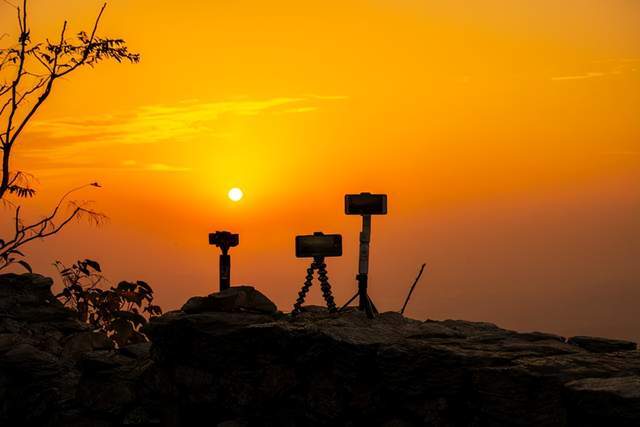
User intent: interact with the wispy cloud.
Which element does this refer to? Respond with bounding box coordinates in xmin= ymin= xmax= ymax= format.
xmin=278 ymin=107 xmax=318 ymax=114
xmin=121 ymin=160 xmax=191 ymax=172
xmin=551 ymin=59 xmax=640 ymax=81
xmin=25 ymin=95 xmax=347 ymax=152
xmin=551 ymin=72 xmax=607 ymax=81
xmin=304 ymin=94 xmax=349 ymax=101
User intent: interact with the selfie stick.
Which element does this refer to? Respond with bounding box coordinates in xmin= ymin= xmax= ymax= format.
xmin=219 ymin=247 xmax=231 ymax=290
xmin=208 ymin=231 xmax=239 ymax=291
xmin=357 ymin=215 xmax=378 ymax=318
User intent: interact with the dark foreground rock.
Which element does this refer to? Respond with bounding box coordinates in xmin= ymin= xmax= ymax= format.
xmin=0 ymin=274 xmax=155 ymax=426
xmin=1 ymin=273 xmax=640 ymax=426
xmin=145 ymin=308 xmax=640 ymax=427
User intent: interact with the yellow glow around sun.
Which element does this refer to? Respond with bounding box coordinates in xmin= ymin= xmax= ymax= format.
xmin=228 ymin=187 xmax=244 ymax=202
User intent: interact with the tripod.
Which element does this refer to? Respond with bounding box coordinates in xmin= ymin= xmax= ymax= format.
xmin=292 ymin=256 xmax=338 ymax=315
xmin=339 ymin=214 xmax=378 ymax=318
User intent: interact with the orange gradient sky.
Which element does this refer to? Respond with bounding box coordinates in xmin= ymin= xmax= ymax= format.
xmin=2 ymin=0 xmax=639 ymax=340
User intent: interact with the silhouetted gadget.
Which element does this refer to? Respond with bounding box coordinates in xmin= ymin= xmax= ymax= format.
xmin=343 ymin=193 xmax=387 ymax=318
xmin=292 ymin=232 xmax=341 ymax=315
xmin=208 ymin=231 xmax=239 ymax=291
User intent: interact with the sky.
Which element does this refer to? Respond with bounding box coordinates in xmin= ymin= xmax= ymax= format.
xmin=1 ymin=0 xmax=639 ymax=340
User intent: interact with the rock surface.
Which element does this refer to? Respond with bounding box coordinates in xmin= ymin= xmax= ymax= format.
xmin=182 ymin=285 xmax=277 ymax=314
xmin=0 ymin=274 xmax=154 ymax=426
xmin=145 ymin=307 xmax=640 ymax=426
xmin=2 ymin=273 xmax=640 ymax=426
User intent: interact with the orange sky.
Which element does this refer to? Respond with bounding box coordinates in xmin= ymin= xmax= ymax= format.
xmin=2 ymin=0 xmax=639 ymax=340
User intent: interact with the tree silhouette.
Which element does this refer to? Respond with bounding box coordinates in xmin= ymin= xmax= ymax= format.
xmin=0 ymin=1 xmax=139 ymax=271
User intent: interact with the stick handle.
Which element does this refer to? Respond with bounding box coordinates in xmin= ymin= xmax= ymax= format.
xmin=219 ymin=254 xmax=231 ymax=291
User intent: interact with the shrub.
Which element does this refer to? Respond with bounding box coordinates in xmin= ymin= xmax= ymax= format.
xmin=55 ymin=259 xmax=162 ymax=347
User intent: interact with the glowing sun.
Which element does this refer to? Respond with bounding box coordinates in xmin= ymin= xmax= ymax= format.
xmin=228 ymin=187 xmax=244 ymax=202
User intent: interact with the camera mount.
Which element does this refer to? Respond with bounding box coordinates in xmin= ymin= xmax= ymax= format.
xmin=208 ymin=230 xmax=239 ymax=291
xmin=343 ymin=192 xmax=387 ymax=318
xmin=292 ymin=256 xmax=338 ymax=315
xmin=292 ymin=232 xmax=339 ymax=315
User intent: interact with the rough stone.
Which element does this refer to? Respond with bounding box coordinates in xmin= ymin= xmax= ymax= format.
xmin=565 ymin=376 xmax=640 ymax=425
xmin=181 ymin=285 xmax=277 ymax=314
xmin=568 ymin=335 xmax=637 ymax=353
xmin=2 ymin=273 xmax=640 ymax=426
xmin=0 ymin=273 xmax=153 ymax=426
xmin=146 ymin=307 xmax=640 ymax=426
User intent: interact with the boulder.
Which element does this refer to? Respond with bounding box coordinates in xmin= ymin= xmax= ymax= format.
xmin=181 ymin=285 xmax=277 ymax=314
xmin=0 ymin=273 xmax=153 ymax=426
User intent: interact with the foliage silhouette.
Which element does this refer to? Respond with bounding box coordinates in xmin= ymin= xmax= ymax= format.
xmin=0 ymin=0 xmax=139 ymax=271
xmin=55 ymin=259 xmax=162 ymax=347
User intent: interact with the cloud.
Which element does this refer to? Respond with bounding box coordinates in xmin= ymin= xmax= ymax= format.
xmin=551 ymin=72 xmax=606 ymax=81
xmin=145 ymin=163 xmax=190 ymax=172
xmin=551 ymin=61 xmax=639 ymax=82
xmin=278 ymin=107 xmax=318 ymax=114
xmin=304 ymin=94 xmax=349 ymax=101
xmin=25 ymin=95 xmax=347 ymax=153
xmin=120 ymin=160 xmax=191 ymax=172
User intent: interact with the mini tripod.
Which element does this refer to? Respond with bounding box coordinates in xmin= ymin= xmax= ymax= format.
xmin=292 ymin=256 xmax=338 ymax=315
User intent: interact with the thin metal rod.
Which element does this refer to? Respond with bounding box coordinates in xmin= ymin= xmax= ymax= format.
xmin=400 ymin=263 xmax=426 ymax=315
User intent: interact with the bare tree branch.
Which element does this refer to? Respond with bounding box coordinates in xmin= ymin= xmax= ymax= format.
xmin=0 ymin=0 xmax=137 ymax=271
xmin=0 ymin=183 xmax=106 ymax=270
xmin=0 ymin=0 xmax=139 ymax=200
xmin=55 ymin=3 xmax=105 ymax=78
xmin=400 ymin=263 xmax=427 ymax=315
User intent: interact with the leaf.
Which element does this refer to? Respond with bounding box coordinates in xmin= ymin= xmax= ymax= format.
xmin=144 ymin=304 xmax=163 ymax=316
xmin=84 ymin=259 xmax=101 ymax=272
xmin=77 ymin=262 xmax=90 ymax=276
xmin=110 ymin=318 xmax=134 ymax=347
xmin=113 ymin=310 xmax=146 ymax=326
xmin=8 ymin=185 xmax=36 ymax=198
xmin=136 ymin=280 xmax=153 ymax=294
xmin=17 ymin=260 xmax=32 ymax=273
xmin=116 ymin=281 xmax=136 ymax=292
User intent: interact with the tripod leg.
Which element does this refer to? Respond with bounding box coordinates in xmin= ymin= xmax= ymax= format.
xmin=316 ymin=260 xmax=337 ymax=313
xmin=292 ymin=264 xmax=315 ymax=316
xmin=356 ymin=273 xmax=375 ymax=318
xmin=362 ymin=296 xmax=374 ymax=319
xmin=368 ymin=296 xmax=379 ymax=315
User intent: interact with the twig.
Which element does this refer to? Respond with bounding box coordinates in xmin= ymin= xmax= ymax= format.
xmin=400 ymin=263 xmax=426 ymax=315
xmin=338 ymin=291 xmax=359 ymax=312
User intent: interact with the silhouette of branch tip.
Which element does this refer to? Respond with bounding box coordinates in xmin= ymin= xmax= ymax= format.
xmin=400 ymin=263 xmax=427 ymax=316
